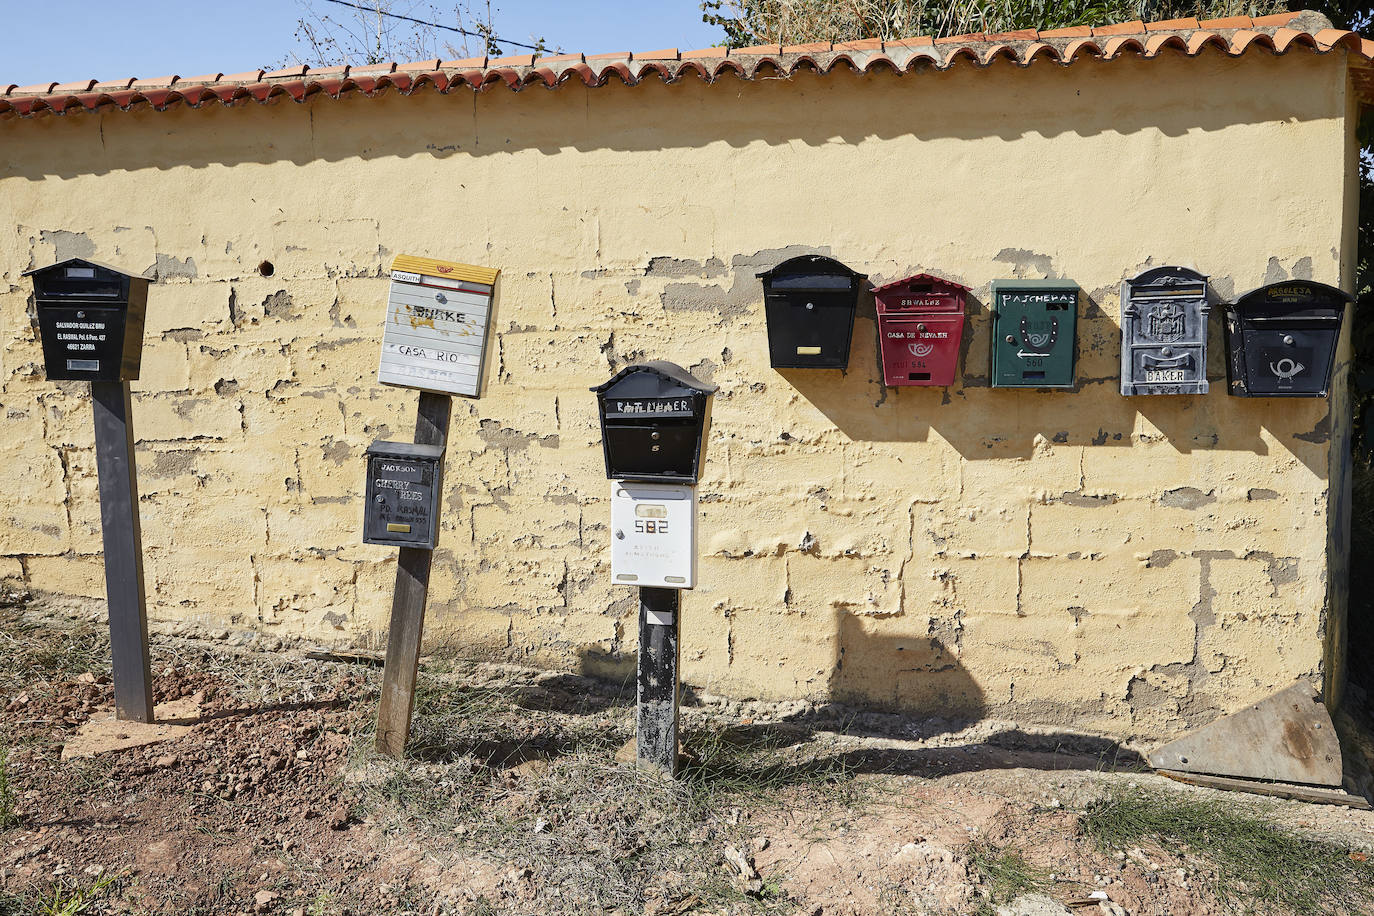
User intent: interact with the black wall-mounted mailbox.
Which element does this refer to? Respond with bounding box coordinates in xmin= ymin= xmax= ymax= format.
xmin=1120 ymin=266 xmax=1211 ymax=396
xmin=592 ymin=361 xmax=717 ymax=484
xmin=25 ymin=258 xmax=148 ymax=381
xmin=758 ymin=255 xmax=867 ymax=370
xmin=363 ymin=441 xmax=445 ymax=549
xmin=1225 ymin=280 xmax=1350 ymax=398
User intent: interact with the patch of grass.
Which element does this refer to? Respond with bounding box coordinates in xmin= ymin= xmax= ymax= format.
xmin=31 ymin=872 xmax=119 ymax=916
xmin=0 ymin=608 xmax=108 ymax=695
xmin=1082 ymin=786 xmax=1374 ymax=915
xmin=682 ymin=723 xmax=865 ymax=810
xmin=966 ymin=842 xmax=1046 ymax=909
xmin=0 ymin=745 xmax=17 ymax=828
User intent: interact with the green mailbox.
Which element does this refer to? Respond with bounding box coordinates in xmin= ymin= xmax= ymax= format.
xmin=989 ymin=279 xmax=1079 ymax=388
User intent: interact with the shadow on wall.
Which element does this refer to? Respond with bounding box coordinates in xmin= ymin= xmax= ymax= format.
xmin=781 ymin=285 xmax=1332 ymax=478
xmin=1 ymin=53 xmax=1337 ymax=179
xmin=829 ymin=611 xmax=985 ymax=721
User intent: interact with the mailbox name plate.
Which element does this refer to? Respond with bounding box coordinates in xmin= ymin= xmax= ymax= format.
xmin=378 ymin=255 xmax=499 ymax=398
xmin=37 ymin=306 xmax=126 ymax=379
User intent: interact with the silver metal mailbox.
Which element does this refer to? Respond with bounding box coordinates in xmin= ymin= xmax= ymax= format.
xmin=1120 ymin=266 xmax=1210 ymax=396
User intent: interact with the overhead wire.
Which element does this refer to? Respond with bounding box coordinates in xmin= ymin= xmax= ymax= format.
xmin=318 ymin=0 xmax=546 ymax=53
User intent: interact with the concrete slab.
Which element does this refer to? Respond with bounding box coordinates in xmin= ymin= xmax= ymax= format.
xmin=61 ymin=695 xmax=201 ymax=761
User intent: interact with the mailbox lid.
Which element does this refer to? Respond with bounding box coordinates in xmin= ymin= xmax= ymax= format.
xmin=363 ymin=440 xmax=445 ymax=549
xmin=23 ymin=258 xmax=141 ymax=301
xmin=872 ymin=273 xmax=968 ymax=316
xmin=757 ymin=254 xmax=866 ymax=292
xmin=990 ymin=279 xmax=1079 ymax=388
xmin=591 ymin=360 xmax=718 ymax=415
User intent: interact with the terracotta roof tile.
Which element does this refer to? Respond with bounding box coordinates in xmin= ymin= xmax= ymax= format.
xmin=834 ymin=38 xmax=883 ymax=51
xmin=1145 ymin=17 xmax=1200 ymax=31
xmin=1038 ymin=26 xmax=1092 ymax=39
xmin=130 ymin=76 xmax=179 ymax=89
xmin=3 ymin=11 xmax=1367 ymax=122
xmin=884 ymin=36 xmax=935 ymax=48
xmin=1199 ymin=15 xmax=1253 ymax=29
xmin=731 ymin=43 xmax=782 ymax=55
xmin=1094 ymin=20 xmax=1145 ymax=36
xmin=263 ymin=65 xmax=307 ymax=79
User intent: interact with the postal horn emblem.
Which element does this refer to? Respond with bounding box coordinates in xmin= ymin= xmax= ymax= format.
xmin=908 ymin=342 xmax=934 ymax=358
xmin=1270 ymin=358 xmax=1305 ymax=380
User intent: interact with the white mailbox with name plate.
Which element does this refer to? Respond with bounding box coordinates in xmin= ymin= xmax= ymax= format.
xmin=377 ymin=254 xmax=499 ymax=398
xmin=611 ymin=482 xmax=697 ymax=590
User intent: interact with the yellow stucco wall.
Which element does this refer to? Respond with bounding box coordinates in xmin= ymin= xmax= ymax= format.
xmin=0 ymin=49 xmax=1356 ymax=740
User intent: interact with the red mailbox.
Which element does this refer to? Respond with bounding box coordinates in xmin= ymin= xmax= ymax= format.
xmin=873 ymin=274 xmax=968 ymax=386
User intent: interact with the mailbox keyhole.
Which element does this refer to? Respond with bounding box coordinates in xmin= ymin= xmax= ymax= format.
xmin=805 ymin=302 xmax=815 ymax=310
xmin=1283 ymin=335 xmax=1295 ymax=346
xmin=76 ymin=311 xmax=85 ymax=319
xmin=1005 ymin=335 xmax=1015 ymax=344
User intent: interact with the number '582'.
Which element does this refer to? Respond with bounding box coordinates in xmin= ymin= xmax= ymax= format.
xmin=634 ymin=520 xmax=668 ymax=534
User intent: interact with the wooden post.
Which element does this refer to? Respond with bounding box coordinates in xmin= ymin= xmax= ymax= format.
xmin=375 ymin=391 xmax=451 ymax=757
xmin=90 ymin=380 xmax=154 ymax=723
xmin=636 ymin=586 xmax=681 ymax=775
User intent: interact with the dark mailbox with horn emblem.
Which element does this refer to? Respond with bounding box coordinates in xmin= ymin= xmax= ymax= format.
xmin=1224 ymin=280 xmax=1350 ymax=398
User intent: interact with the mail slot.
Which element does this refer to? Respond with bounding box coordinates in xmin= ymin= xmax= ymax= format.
xmin=25 ymin=258 xmax=149 ymax=381
xmin=873 ymin=273 xmax=968 ymax=386
xmin=989 ymin=279 xmax=1079 ymax=388
xmin=591 ymin=361 xmax=717 ymax=484
xmin=1120 ymin=266 xmax=1211 ymax=396
xmin=758 ymin=255 xmax=867 ymax=369
xmin=1224 ymin=280 xmax=1351 ymax=398
xmin=362 ymin=441 xmax=445 ymax=549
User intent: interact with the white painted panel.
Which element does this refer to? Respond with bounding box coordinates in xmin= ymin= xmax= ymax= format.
xmin=610 ymin=481 xmax=697 ymax=589
xmin=378 ymin=277 xmax=495 ymax=398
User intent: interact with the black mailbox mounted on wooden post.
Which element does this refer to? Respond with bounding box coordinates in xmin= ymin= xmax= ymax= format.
xmin=1120 ymin=266 xmax=1211 ymax=396
xmin=592 ymin=361 xmax=717 ymax=484
xmin=363 ymin=441 xmax=445 ymax=550
xmin=25 ymin=258 xmax=148 ymax=382
xmin=1224 ymin=280 xmax=1351 ymax=398
xmin=758 ymin=255 xmax=867 ymax=370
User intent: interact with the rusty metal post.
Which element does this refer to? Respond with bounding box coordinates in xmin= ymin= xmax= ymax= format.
xmin=636 ymin=586 xmax=681 ymax=775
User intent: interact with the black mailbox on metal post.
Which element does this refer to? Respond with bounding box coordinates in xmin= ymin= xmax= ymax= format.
xmin=363 ymin=441 xmax=445 ymax=550
xmin=1224 ymin=280 xmax=1351 ymax=398
xmin=592 ymin=361 xmax=717 ymax=485
xmin=25 ymin=258 xmax=148 ymax=382
xmin=758 ymin=255 xmax=867 ymax=370
xmin=1120 ymin=266 xmax=1211 ymax=396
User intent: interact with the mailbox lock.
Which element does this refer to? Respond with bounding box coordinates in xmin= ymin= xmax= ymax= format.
xmin=76 ymin=310 xmax=85 ymax=319
xmin=805 ymin=302 xmax=815 ymax=310
xmin=651 ymin=432 xmax=661 ymax=440
xmin=616 ymin=529 xmax=625 ymax=540
xmin=1005 ymin=335 xmax=1015 ymax=344
xmin=1161 ymin=347 xmax=1173 ymax=357
xmin=917 ymin=323 xmax=927 ymax=332
xmin=1283 ymin=335 xmax=1295 ymax=346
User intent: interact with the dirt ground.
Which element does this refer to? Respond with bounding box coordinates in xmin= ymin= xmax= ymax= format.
xmin=2 ymin=598 xmax=1374 ymax=916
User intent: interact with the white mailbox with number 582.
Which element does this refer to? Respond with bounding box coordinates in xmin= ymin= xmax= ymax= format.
xmin=611 ymin=482 xmax=697 ymax=589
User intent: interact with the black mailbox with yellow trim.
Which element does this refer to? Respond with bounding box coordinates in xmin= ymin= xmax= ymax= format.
xmin=1224 ymin=280 xmax=1351 ymax=398
xmin=363 ymin=441 xmax=445 ymax=549
xmin=592 ymin=361 xmax=717 ymax=484
xmin=758 ymin=255 xmax=867 ymax=369
xmin=25 ymin=258 xmax=148 ymax=382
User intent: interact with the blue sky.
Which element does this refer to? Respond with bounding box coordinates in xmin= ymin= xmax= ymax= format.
xmin=1 ymin=1 xmax=727 ymax=87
